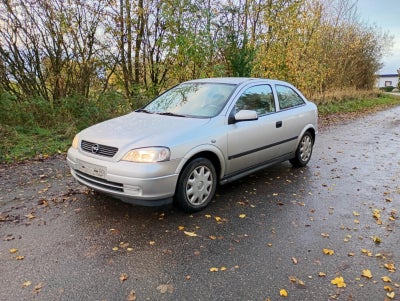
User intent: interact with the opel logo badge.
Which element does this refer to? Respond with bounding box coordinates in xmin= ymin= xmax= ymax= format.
xmin=92 ymin=144 xmax=100 ymax=153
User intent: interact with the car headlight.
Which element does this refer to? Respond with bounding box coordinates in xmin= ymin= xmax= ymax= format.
xmin=72 ymin=134 xmax=79 ymax=149
xmin=122 ymin=147 xmax=170 ymax=163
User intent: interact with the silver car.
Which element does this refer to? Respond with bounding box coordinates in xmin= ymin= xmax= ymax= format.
xmin=67 ymin=78 xmax=318 ymax=212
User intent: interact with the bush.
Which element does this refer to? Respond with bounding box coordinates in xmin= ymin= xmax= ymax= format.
xmin=379 ymin=86 xmax=395 ymax=92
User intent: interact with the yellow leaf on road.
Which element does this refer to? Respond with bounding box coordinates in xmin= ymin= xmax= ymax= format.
xmin=384 ymin=263 xmax=396 ymax=272
xmin=184 ymin=231 xmax=198 ymax=237
xmin=119 ymin=273 xmax=128 ymax=282
xmin=280 ymin=289 xmax=288 ymax=297
xmin=331 ymin=277 xmax=346 ymax=288
xmin=361 ymin=269 xmax=373 ymax=279
xmin=239 ymin=214 xmax=246 ymax=219
xmin=323 ymin=248 xmax=334 ymax=255
xmin=22 ymin=281 xmax=31 ymax=288
xmin=9 ymin=248 xmax=18 ymax=254
xmin=382 ymin=276 xmax=392 ymax=283
xmin=209 ymin=267 xmax=218 ymax=272
xmin=384 ymin=285 xmax=394 ymax=292
xmin=387 ymin=292 xmax=395 ymax=299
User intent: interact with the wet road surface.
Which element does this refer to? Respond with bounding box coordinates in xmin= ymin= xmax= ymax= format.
xmin=0 ymin=106 xmax=399 ymax=300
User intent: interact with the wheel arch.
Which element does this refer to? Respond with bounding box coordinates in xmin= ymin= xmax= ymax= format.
xmin=175 ymin=146 xmax=225 ymax=182
xmin=299 ymin=125 xmax=316 ymax=145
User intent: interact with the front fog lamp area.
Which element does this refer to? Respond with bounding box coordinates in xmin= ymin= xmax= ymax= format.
xmin=122 ymin=147 xmax=170 ymax=163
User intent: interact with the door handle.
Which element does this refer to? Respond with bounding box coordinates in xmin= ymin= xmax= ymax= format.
xmin=276 ymin=121 xmax=282 ymax=128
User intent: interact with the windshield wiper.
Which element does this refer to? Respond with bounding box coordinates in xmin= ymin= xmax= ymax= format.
xmin=136 ymin=108 xmax=153 ymax=114
xmin=157 ymin=112 xmax=187 ymax=117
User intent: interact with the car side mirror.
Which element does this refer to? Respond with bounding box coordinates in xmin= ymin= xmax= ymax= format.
xmin=229 ymin=110 xmax=258 ymax=124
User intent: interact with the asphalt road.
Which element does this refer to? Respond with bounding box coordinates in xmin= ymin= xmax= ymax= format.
xmin=1 ymin=106 xmax=399 ymax=301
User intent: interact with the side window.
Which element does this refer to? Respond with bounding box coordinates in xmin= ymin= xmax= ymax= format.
xmin=276 ymin=85 xmax=305 ymax=110
xmin=234 ymin=85 xmax=275 ymax=116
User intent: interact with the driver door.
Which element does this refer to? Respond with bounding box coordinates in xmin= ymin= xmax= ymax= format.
xmin=226 ymin=84 xmax=283 ymax=175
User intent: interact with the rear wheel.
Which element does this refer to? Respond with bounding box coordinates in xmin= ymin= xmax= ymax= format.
xmin=290 ymin=131 xmax=314 ymax=167
xmin=175 ymin=158 xmax=217 ymax=213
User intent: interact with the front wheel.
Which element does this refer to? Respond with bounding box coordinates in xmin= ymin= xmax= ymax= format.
xmin=174 ymin=158 xmax=217 ymax=213
xmin=290 ymin=131 xmax=314 ymax=167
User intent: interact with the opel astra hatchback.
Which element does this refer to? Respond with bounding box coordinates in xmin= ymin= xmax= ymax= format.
xmin=67 ymin=78 xmax=318 ymax=212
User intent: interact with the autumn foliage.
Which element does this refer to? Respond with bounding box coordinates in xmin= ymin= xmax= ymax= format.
xmin=0 ymin=0 xmax=391 ymax=105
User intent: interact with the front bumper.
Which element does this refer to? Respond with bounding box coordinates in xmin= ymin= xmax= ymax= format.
xmin=67 ymin=148 xmax=180 ymax=205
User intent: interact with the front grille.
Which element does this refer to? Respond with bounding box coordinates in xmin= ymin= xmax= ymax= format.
xmin=74 ymin=170 xmax=124 ymax=192
xmin=81 ymin=140 xmax=118 ymax=157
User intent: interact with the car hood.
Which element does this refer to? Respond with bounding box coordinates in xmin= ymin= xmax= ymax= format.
xmin=79 ymin=112 xmax=211 ymax=152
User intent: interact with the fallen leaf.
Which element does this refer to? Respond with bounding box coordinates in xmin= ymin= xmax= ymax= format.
xmin=183 ymin=231 xmax=198 ymax=237
xmin=205 ymin=214 xmax=212 ymax=218
xmin=220 ymin=267 xmax=227 ymax=271
xmin=157 ymin=284 xmax=174 ymax=294
xmin=280 ymin=289 xmax=288 ymax=297
xmin=372 ymin=236 xmax=381 ymax=244
xmin=291 ymin=257 xmax=298 ymax=265
xmin=384 ymin=285 xmax=394 ymax=292
xmin=361 ymin=269 xmax=373 ymax=279
xmin=209 ymin=267 xmax=218 ymax=272
xmin=382 ymin=276 xmax=392 ymax=283
xmin=119 ymin=273 xmax=128 ymax=282
xmin=384 ymin=263 xmax=396 ymax=272
xmin=209 ymin=235 xmax=217 ymax=240
xmin=331 ymin=277 xmax=346 ymax=288
xmin=112 ymin=247 xmax=119 ymax=251
xmin=127 ymin=248 xmax=133 ymax=252
xmin=239 ymin=214 xmax=246 ymax=219
xmin=149 ymin=241 xmax=155 ymax=245
xmin=318 ymin=272 xmax=326 ymax=277
xmin=178 ymin=226 xmax=185 ymax=231
xmin=22 ymin=281 xmax=32 ymax=288
xmin=16 ymin=255 xmax=25 ymax=260
xmin=33 ymin=283 xmax=44 ymax=294
xmin=321 ymin=233 xmax=330 ymax=238
xmin=353 ymin=211 xmax=360 ymax=216
xmin=25 ymin=213 xmax=35 ymax=219
xmin=323 ymin=248 xmax=334 ymax=255
xmin=387 ymin=292 xmax=395 ymax=299
xmin=9 ymin=248 xmax=18 ymax=254
xmin=127 ymin=290 xmax=137 ymax=301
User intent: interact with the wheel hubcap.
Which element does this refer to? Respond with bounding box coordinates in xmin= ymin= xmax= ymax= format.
xmin=300 ymin=135 xmax=312 ymax=162
xmin=186 ymin=166 xmax=213 ymax=205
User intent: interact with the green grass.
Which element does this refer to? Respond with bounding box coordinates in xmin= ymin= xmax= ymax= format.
xmin=1 ymin=93 xmax=400 ymax=163
xmin=317 ymin=93 xmax=400 ymax=116
xmin=0 ymin=124 xmax=71 ymax=162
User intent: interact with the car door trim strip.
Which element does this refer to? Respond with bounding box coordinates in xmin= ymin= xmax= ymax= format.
xmin=228 ymin=136 xmax=298 ymax=160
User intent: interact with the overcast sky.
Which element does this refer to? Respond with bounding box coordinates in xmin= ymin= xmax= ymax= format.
xmin=356 ymin=0 xmax=400 ymax=74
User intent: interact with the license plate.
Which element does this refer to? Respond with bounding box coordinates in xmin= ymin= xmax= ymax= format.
xmin=76 ymin=160 xmax=106 ymax=179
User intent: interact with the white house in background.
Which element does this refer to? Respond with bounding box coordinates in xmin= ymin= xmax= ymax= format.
xmin=376 ymin=74 xmax=399 ymax=88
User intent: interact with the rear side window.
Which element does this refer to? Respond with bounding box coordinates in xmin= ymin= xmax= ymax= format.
xmin=276 ymin=85 xmax=305 ymax=110
xmin=234 ymin=85 xmax=275 ymax=116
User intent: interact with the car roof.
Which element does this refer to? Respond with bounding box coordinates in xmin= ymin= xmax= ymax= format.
xmin=185 ymin=77 xmax=290 ymax=86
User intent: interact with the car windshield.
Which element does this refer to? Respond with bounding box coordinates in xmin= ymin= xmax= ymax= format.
xmin=143 ymin=83 xmax=236 ymax=118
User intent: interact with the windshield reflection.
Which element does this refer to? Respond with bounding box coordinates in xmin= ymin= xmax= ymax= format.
xmin=143 ymin=83 xmax=236 ymax=118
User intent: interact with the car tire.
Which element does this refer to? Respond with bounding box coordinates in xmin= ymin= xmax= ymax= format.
xmin=175 ymin=158 xmax=217 ymax=213
xmin=290 ymin=131 xmax=314 ymax=167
